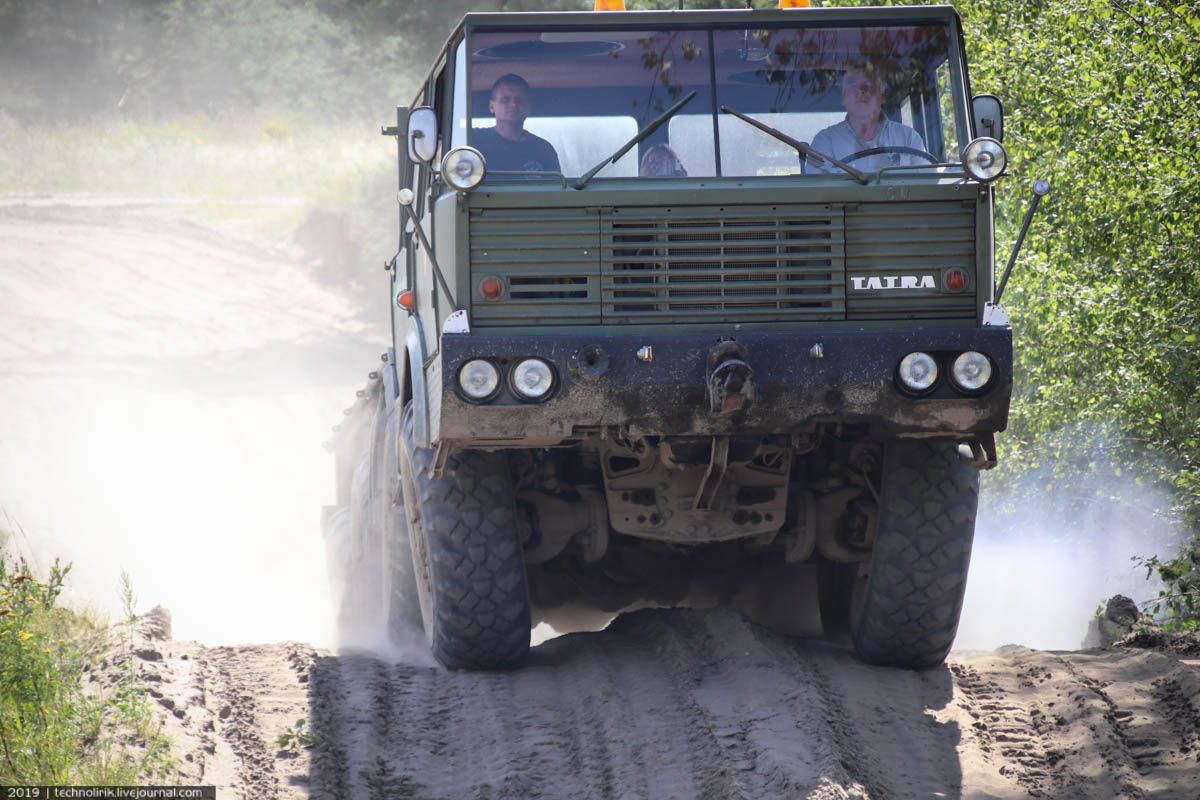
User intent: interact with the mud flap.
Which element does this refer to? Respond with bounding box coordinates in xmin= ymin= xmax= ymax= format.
xmin=730 ymin=561 xmax=823 ymax=638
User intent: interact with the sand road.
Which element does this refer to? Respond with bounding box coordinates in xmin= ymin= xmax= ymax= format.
xmin=3 ymin=201 xmax=1198 ymax=799
xmin=139 ymin=608 xmax=1200 ymax=800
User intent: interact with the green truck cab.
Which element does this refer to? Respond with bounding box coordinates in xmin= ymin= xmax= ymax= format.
xmin=326 ymin=4 xmax=1016 ymax=670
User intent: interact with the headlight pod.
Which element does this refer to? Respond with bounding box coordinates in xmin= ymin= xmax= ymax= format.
xmin=898 ymin=352 xmax=939 ymax=394
xmin=510 ymin=358 xmax=555 ymax=400
xmin=458 ymin=359 xmax=500 ymax=401
xmin=962 ymin=137 xmax=1008 ymax=182
xmin=951 ymin=351 xmax=994 ymax=392
xmin=441 ymin=147 xmax=486 ymax=191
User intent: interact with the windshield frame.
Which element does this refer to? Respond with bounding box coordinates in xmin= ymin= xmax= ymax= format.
xmin=458 ymin=6 xmax=972 ymax=185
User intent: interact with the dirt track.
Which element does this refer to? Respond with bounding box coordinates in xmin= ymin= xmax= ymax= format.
xmin=4 ymin=201 xmax=1200 ymax=799
xmin=133 ymin=608 xmax=1198 ymax=800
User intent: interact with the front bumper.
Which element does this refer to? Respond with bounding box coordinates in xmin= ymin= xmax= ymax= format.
xmin=437 ymin=327 xmax=1012 ymax=444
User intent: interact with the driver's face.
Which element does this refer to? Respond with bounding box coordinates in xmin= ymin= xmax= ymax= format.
xmin=842 ymin=71 xmax=883 ymax=117
xmin=489 ymin=83 xmax=531 ymax=127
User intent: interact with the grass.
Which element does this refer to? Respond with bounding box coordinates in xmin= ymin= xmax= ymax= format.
xmin=0 ymin=112 xmax=395 ymax=245
xmin=0 ymin=537 xmax=176 ymax=784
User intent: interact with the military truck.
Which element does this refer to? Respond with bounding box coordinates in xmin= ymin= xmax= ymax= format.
xmin=324 ymin=2 xmax=1021 ymax=671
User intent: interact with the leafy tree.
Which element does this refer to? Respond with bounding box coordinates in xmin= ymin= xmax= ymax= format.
xmin=955 ymin=0 xmax=1200 ymax=622
xmin=964 ymin=2 xmax=1198 ymax=514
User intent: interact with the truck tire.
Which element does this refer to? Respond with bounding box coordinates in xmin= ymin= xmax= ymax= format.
xmin=849 ymin=439 xmax=979 ymax=668
xmin=381 ymin=407 xmax=422 ymax=638
xmin=398 ymin=402 xmax=531 ymax=669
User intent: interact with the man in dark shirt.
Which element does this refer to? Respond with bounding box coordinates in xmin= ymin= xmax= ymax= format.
xmin=473 ymin=74 xmax=561 ymax=176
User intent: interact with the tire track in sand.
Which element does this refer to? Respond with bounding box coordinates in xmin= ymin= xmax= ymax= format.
xmin=946 ymin=644 xmax=1200 ymax=799
xmin=203 ymin=644 xmax=320 ymax=800
xmin=175 ymin=609 xmax=1200 ymax=800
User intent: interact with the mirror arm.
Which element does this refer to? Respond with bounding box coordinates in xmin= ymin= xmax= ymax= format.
xmin=397 ymin=200 xmax=460 ymax=313
xmin=995 ymin=179 xmax=1050 ymax=304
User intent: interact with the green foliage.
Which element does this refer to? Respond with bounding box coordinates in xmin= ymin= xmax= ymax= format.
xmin=0 ymin=543 xmax=174 ymax=783
xmin=276 ymin=718 xmax=318 ymax=753
xmin=1137 ymin=547 xmax=1200 ymax=631
xmin=0 ymin=0 xmax=417 ymax=120
xmin=0 ymin=553 xmax=75 ymax=780
xmin=958 ymin=0 xmax=1200 ymax=627
xmin=0 ymin=0 xmax=776 ymax=121
xmin=960 ymin=0 xmax=1200 ymax=535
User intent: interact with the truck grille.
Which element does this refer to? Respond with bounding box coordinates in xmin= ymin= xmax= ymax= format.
xmin=602 ymin=206 xmax=843 ymax=323
xmin=469 ymin=202 xmax=975 ymax=326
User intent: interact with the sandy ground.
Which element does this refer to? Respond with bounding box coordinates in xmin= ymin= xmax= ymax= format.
xmin=0 ymin=197 xmax=379 ymax=643
xmin=4 ymin=200 xmax=1199 ymax=799
xmin=121 ymin=609 xmax=1200 ymax=800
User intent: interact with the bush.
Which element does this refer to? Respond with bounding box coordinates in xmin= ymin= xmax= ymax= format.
xmin=0 ymin=545 xmax=173 ymax=783
xmin=1137 ymin=547 xmax=1200 ymax=631
xmin=0 ymin=554 xmax=76 ymax=780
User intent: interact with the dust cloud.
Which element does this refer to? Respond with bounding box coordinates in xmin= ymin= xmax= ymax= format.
xmin=0 ymin=205 xmax=380 ymax=646
xmin=957 ymin=459 xmax=1180 ymax=651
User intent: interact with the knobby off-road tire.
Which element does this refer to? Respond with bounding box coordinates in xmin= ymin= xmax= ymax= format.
xmin=381 ymin=405 xmax=422 ymax=638
xmin=850 ymin=439 xmax=979 ymax=668
xmin=399 ymin=403 xmax=531 ymax=670
xmin=330 ymin=394 xmax=422 ymax=642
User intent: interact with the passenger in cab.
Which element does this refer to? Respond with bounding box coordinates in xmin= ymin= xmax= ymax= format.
xmin=639 ymin=144 xmax=688 ymax=177
xmin=807 ymin=65 xmax=928 ymax=174
xmin=473 ymin=74 xmax=561 ymax=175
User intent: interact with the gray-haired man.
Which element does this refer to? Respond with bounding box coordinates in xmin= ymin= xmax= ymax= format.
xmin=807 ymin=66 xmax=928 ymax=174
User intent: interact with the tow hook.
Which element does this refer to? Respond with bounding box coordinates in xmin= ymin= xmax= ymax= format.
xmin=707 ymin=339 xmax=755 ymax=414
xmin=966 ymin=432 xmax=998 ymax=470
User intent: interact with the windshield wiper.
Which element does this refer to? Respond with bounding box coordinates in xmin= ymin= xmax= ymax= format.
xmin=574 ymin=91 xmax=697 ymax=189
xmin=719 ymin=105 xmax=870 ymax=185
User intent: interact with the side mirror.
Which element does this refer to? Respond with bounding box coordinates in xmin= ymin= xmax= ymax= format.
xmin=407 ymin=106 xmax=439 ymax=164
xmin=972 ymin=94 xmax=1004 ymax=142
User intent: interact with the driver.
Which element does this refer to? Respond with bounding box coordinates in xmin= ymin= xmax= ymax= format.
xmin=473 ymin=73 xmax=561 ymax=175
xmin=806 ymin=65 xmax=928 ymax=174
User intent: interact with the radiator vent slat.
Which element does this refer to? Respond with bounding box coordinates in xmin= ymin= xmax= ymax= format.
xmin=601 ymin=207 xmax=844 ymax=323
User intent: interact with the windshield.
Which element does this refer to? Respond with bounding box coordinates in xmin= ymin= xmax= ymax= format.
xmin=467 ymin=22 xmax=965 ymax=182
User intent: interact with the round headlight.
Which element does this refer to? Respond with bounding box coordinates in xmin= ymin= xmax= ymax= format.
xmin=511 ymin=358 xmax=554 ymax=400
xmin=951 ymin=351 xmax=993 ymax=392
xmin=441 ymin=147 xmax=486 ymax=191
xmin=962 ymin=137 xmax=1008 ymax=182
xmin=458 ymin=359 xmax=500 ymax=400
xmin=898 ymin=352 xmax=939 ymax=393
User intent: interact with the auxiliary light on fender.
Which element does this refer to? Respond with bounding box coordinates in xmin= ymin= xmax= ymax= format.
xmin=779 ymin=0 xmax=812 ymax=7
xmin=943 ymin=267 xmax=969 ymax=292
xmin=594 ymin=0 xmax=625 ymax=10
xmin=479 ymin=276 xmax=505 ymax=301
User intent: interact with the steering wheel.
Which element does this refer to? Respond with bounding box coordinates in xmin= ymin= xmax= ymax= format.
xmin=842 ymin=146 xmax=938 ymax=164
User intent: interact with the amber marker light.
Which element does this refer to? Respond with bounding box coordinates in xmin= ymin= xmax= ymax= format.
xmin=943 ymin=268 xmax=969 ymax=292
xmin=397 ymin=289 xmax=415 ymax=311
xmin=594 ymin=0 xmax=625 ymax=9
xmin=779 ymin=0 xmax=812 ymax=7
xmin=479 ymin=276 xmax=505 ymax=301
